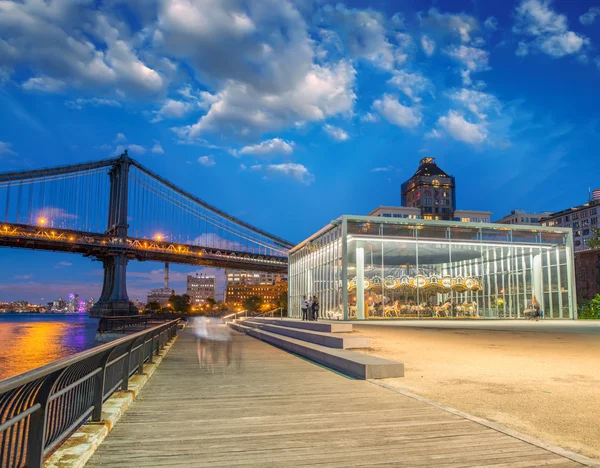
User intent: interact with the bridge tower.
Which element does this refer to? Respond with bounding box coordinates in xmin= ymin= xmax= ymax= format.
xmin=89 ymin=152 xmax=138 ymax=317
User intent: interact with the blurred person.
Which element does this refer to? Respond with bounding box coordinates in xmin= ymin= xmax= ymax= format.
xmin=308 ymin=296 xmax=314 ymax=321
xmin=192 ymin=316 xmax=208 ymax=367
xmin=301 ymin=296 xmax=309 ymax=321
xmin=312 ymin=296 xmax=320 ymax=321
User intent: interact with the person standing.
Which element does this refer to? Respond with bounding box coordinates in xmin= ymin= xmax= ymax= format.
xmin=312 ymin=296 xmax=320 ymax=321
xmin=301 ymin=296 xmax=309 ymax=321
xmin=307 ymin=296 xmax=314 ymax=321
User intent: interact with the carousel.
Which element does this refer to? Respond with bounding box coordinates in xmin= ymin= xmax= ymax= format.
xmin=347 ymin=274 xmax=482 ymax=319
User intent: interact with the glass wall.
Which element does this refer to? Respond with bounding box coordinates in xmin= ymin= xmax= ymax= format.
xmin=289 ymin=216 xmax=576 ymax=320
xmin=288 ymin=223 xmax=343 ymax=319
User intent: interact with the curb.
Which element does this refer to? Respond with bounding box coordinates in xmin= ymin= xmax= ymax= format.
xmin=371 ymin=380 xmax=600 ymax=468
xmin=44 ymin=336 xmax=179 ymax=468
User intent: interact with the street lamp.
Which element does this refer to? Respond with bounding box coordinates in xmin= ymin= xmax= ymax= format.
xmin=38 ymin=217 xmax=47 ymax=226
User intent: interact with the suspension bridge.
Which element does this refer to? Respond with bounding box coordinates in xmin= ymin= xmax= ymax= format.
xmin=0 ymin=152 xmax=292 ymax=317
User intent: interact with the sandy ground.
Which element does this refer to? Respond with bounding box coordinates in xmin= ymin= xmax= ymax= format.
xmin=352 ymin=323 xmax=600 ymax=461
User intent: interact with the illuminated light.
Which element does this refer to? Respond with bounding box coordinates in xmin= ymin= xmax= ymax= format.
xmin=155 ymin=234 xmax=163 ymax=241
xmin=69 ymin=236 xmax=74 ymax=241
xmin=38 ymin=217 xmax=47 ymax=225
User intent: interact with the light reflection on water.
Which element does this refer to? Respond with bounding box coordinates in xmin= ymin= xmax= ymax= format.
xmin=0 ymin=314 xmax=99 ymax=381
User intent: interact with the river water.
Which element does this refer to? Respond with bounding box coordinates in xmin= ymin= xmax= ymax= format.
xmin=0 ymin=313 xmax=100 ymax=381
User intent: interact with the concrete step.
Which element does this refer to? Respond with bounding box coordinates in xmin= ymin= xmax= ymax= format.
xmin=244 ymin=318 xmax=353 ymax=333
xmin=229 ymin=322 xmax=404 ymax=380
xmin=243 ymin=320 xmax=370 ymax=349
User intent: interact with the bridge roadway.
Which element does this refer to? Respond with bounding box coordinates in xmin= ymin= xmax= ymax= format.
xmin=86 ymin=330 xmax=583 ymax=467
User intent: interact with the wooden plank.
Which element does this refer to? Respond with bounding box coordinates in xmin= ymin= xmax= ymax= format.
xmin=85 ymin=331 xmax=584 ymax=468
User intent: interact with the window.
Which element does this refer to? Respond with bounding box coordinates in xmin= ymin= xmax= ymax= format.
xmin=442 ymin=199 xmax=450 ymax=206
xmin=575 ymin=240 xmax=581 ymax=247
xmin=592 ymin=217 xmax=598 ymax=225
xmin=442 ymin=191 xmax=448 ymax=197
xmin=521 ymin=217 xmax=524 ymax=223
xmin=531 ymin=217 xmax=538 ymax=223
xmin=573 ymin=212 xmax=579 ymax=220
xmin=575 ymin=230 xmax=581 ymax=237
xmin=573 ymin=222 xmax=580 ymax=228
xmin=382 ymin=213 xmax=392 ymax=217
xmin=583 ymin=229 xmax=590 ymax=236
xmin=424 ymin=197 xmax=432 ymax=205
xmin=582 ymin=219 xmax=589 ymax=226
xmin=564 ymin=215 xmax=570 ymax=222
xmin=592 ymin=208 xmax=597 ymax=215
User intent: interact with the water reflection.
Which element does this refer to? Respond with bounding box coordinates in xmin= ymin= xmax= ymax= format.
xmin=0 ymin=314 xmax=99 ymax=380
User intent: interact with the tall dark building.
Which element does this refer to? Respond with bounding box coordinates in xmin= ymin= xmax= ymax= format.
xmin=401 ymin=157 xmax=456 ymax=221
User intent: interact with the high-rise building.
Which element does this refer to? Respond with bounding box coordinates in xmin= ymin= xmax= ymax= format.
xmin=225 ymin=270 xmax=288 ymax=308
xmin=187 ymin=274 xmax=216 ymax=305
xmin=370 ymin=157 xmax=490 ymax=223
xmin=401 ymin=157 xmax=456 ymax=221
xmin=225 ymin=270 xmax=287 ymax=286
xmin=225 ymin=277 xmax=288 ymax=309
xmin=495 ymin=209 xmax=554 ymax=225
xmin=539 ymin=190 xmax=600 ymax=251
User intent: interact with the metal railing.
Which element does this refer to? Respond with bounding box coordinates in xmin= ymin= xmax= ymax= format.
xmin=0 ymin=319 xmax=179 ymax=468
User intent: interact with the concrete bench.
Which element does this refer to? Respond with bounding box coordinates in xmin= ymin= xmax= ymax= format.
xmin=229 ymin=322 xmax=404 ymax=380
xmin=244 ymin=318 xmax=353 ymax=333
xmin=243 ymin=320 xmax=370 ymax=349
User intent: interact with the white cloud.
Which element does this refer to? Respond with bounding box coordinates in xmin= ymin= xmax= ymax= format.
xmin=444 ymin=45 xmax=489 ymax=85
xmin=420 ymin=8 xmax=480 ymax=43
xmin=266 ymin=163 xmax=314 ymax=185
xmin=152 ymin=141 xmax=164 ymax=154
xmin=22 ymin=77 xmax=66 ymax=93
xmin=237 ymin=138 xmax=294 ymax=157
xmin=55 ymin=261 xmax=73 ymax=268
xmin=445 ymin=45 xmax=489 ymax=71
xmin=64 ymin=98 xmax=121 ymax=110
xmin=360 ymin=112 xmax=378 ymax=123
xmin=372 ymin=94 xmax=422 ymax=128
xmin=513 ymin=0 xmax=589 ymax=58
xmin=115 ymin=133 xmax=127 ymax=143
xmin=580 ymin=7 xmax=600 ymax=25
xmin=424 ymin=129 xmax=442 ymax=139
xmin=437 ymin=110 xmax=488 ymax=144
xmin=0 ymin=141 xmax=17 ymax=156
xmin=113 ymin=144 xmax=145 ymax=156
xmin=484 ymin=17 xmax=498 ymax=31
xmin=0 ymin=2 xmax=165 ymax=96
xmin=175 ymin=61 xmax=356 ymax=139
xmin=319 ymin=4 xmax=397 ymax=70
xmin=198 ymin=155 xmax=216 ymax=167
xmin=516 ymin=42 xmax=530 ymax=56
xmin=370 ymin=166 xmax=393 ymax=172
xmin=420 ymin=35 xmax=436 ymax=56
xmin=448 ymin=89 xmax=501 ymax=119
xmin=388 ymin=70 xmax=434 ymax=102
xmin=323 ymin=124 xmax=349 ymax=142
xmin=539 ymin=32 xmax=586 ymax=57
xmin=13 ymin=274 xmax=33 ymax=280
xmin=156 ymin=0 xmax=313 ymax=94
xmin=152 ymin=99 xmax=194 ymax=122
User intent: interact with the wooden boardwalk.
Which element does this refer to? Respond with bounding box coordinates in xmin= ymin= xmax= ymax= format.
xmin=86 ymin=330 xmax=584 ymax=467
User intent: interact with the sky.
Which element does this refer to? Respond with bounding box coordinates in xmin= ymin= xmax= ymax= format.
xmin=1 ymin=0 xmax=600 ymax=304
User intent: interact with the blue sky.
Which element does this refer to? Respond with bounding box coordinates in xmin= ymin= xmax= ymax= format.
xmin=1 ymin=0 xmax=599 ymax=303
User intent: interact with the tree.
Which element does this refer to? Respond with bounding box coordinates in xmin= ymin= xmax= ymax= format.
xmin=146 ymin=301 xmax=162 ymax=311
xmin=243 ymin=295 xmax=263 ymax=312
xmin=216 ymin=301 xmax=228 ymax=312
xmin=169 ymin=294 xmax=191 ymax=313
xmin=206 ymin=297 xmax=216 ymax=309
xmin=586 ymin=227 xmax=600 ymax=250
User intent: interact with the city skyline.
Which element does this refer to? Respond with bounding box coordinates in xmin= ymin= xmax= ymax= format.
xmin=1 ymin=0 xmax=600 ymax=302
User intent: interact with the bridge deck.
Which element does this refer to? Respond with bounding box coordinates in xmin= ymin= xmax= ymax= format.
xmin=86 ymin=331 xmax=583 ymax=467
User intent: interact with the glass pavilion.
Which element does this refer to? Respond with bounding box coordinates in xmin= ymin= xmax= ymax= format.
xmin=288 ymin=216 xmax=577 ymax=320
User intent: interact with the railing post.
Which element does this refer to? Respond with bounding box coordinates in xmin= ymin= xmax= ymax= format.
xmin=92 ymin=350 xmax=113 ymax=422
xmin=121 ymin=339 xmax=137 ymax=391
xmin=26 ymin=371 xmax=62 ymax=468
xmin=137 ymin=335 xmax=148 ymax=375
